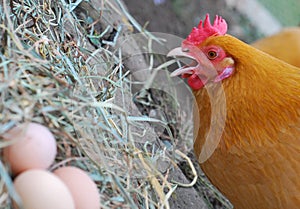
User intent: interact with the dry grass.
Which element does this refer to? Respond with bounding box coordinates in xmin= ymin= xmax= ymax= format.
xmin=0 ymin=0 xmax=197 ymax=208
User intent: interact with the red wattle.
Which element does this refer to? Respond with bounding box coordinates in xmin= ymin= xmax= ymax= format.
xmin=187 ymin=74 xmax=204 ymax=90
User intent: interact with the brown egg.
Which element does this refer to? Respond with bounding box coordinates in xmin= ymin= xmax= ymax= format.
xmin=54 ymin=166 xmax=100 ymax=209
xmin=14 ymin=169 xmax=75 ymax=209
xmin=3 ymin=123 xmax=57 ymax=175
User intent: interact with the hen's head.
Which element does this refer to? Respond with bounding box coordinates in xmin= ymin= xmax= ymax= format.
xmin=168 ymin=14 xmax=235 ymax=90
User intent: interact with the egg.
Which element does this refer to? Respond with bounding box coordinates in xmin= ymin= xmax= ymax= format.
xmin=3 ymin=122 xmax=57 ymax=175
xmin=14 ymin=169 xmax=75 ymax=209
xmin=54 ymin=166 xmax=100 ymax=209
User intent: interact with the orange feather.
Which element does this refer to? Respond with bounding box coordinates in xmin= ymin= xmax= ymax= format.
xmin=193 ymin=35 xmax=300 ymax=209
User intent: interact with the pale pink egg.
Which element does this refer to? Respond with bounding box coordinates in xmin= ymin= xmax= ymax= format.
xmin=54 ymin=166 xmax=100 ymax=209
xmin=3 ymin=122 xmax=57 ymax=175
xmin=14 ymin=169 xmax=75 ymax=209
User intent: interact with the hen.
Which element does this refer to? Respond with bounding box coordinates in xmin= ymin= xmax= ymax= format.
xmin=168 ymin=14 xmax=300 ymax=209
xmin=252 ymin=27 xmax=300 ymax=68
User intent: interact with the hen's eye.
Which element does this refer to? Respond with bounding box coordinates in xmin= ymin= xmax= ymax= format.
xmin=207 ymin=50 xmax=218 ymax=59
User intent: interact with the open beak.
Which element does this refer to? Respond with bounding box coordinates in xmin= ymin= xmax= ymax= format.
xmin=167 ymin=46 xmax=216 ymax=77
xmin=167 ymin=45 xmax=225 ymax=90
xmin=167 ymin=47 xmax=199 ymax=77
xmin=168 ymin=46 xmax=235 ymax=90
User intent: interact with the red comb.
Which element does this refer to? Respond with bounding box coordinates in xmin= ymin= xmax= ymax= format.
xmin=185 ymin=14 xmax=227 ymax=45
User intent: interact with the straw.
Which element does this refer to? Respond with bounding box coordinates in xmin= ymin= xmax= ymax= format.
xmin=0 ymin=0 xmax=196 ymax=208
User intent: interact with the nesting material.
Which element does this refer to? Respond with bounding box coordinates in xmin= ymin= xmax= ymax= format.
xmin=0 ymin=0 xmax=197 ymax=209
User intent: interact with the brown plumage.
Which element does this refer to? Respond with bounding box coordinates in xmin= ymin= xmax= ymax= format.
xmin=168 ymin=15 xmax=300 ymax=209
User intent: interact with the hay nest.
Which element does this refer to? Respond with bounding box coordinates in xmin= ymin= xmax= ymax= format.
xmin=0 ymin=0 xmax=200 ymax=208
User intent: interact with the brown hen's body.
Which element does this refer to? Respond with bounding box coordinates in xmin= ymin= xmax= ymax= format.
xmin=193 ymin=35 xmax=300 ymax=209
xmin=251 ymin=27 xmax=300 ymax=68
